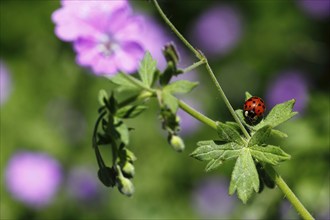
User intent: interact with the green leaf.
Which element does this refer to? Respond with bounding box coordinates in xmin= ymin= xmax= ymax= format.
xmin=163 ymin=80 xmax=198 ymax=94
xmin=229 ymin=148 xmax=259 ymax=204
xmin=225 ymin=122 xmax=241 ymax=132
xmin=115 ymin=121 xmax=129 ymax=145
xmin=162 ymin=91 xmax=178 ymax=113
xmin=248 ymin=125 xmax=272 ymax=147
xmin=116 ymin=105 xmax=148 ymax=119
xmin=216 ymin=121 xmax=245 ymax=145
xmin=191 ymin=141 xmax=242 ymax=161
xmin=245 ymin=91 xmax=252 ymax=100
xmin=255 ymin=99 xmax=298 ymax=129
xmin=109 ymin=72 xmax=144 ymax=91
xmin=249 ymin=145 xmax=291 ymax=165
xmin=271 ymin=129 xmax=288 ymax=138
xmin=235 ymin=109 xmax=253 ymax=129
xmin=139 ymin=52 xmax=157 ymax=88
xmin=98 ymin=89 xmax=108 ymax=106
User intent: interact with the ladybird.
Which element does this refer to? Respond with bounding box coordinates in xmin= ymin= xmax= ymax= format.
xmin=243 ymin=96 xmax=266 ymax=123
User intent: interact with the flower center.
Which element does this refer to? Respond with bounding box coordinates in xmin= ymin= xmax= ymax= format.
xmin=97 ymin=35 xmax=120 ymax=57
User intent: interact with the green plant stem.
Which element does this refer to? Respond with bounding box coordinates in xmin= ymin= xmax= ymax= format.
xmin=182 ymin=60 xmax=205 ymax=73
xmin=118 ymin=91 xmax=154 ymax=108
xmin=204 ymin=62 xmax=250 ymax=139
xmin=152 ymin=0 xmax=203 ymax=60
xmin=266 ymin=166 xmax=315 ymax=220
xmin=178 ymin=100 xmax=216 ymax=130
xmin=152 ymin=0 xmax=315 ymax=219
xmin=152 ymin=0 xmax=248 ymax=139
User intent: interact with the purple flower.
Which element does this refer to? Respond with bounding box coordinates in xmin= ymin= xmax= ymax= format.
xmin=192 ymin=176 xmax=237 ymax=218
xmin=66 ymin=167 xmax=101 ymax=203
xmin=52 ymin=0 xmax=144 ymax=75
xmin=189 ymin=5 xmax=243 ymax=58
xmin=5 ymin=151 xmax=62 ymax=208
xmin=266 ymin=70 xmax=309 ymax=113
xmin=297 ymin=0 xmax=330 ymax=20
xmin=137 ymin=14 xmax=172 ymax=70
xmin=0 ymin=60 xmax=11 ymax=105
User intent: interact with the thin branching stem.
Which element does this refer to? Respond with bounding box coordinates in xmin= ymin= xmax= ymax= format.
xmin=152 ymin=1 xmax=314 ymax=219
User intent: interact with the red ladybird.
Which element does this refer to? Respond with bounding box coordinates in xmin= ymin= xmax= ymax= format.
xmin=243 ymin=96 xmax=266 ymax=123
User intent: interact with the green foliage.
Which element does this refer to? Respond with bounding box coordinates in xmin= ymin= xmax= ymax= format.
xmin=249 ymin=145 xmax=291 ymax=165
xmin=93 ymin=50 xmax=199 ymax=196
xmin=139 ymin=52 xmax=157 ymax=88
xmin=190 ymin=95 xmax=297 ymax=203
xmin=216 ymin=121 xmax=245 ymax=145
xmin=160 ymin=43 xmax=183 ymax=85
xmin=109 ymin=72 xmax=145 ymax=92
xmin=254 ymin=99 xmax=298 ymax=129
xmin=161 ymin=91 xmax=179 ymax=113
xmin=190 ymin=141 xmax=241 ymax=171
xmin=229 ymin=148 xmax=259 ymax=204
xmin=92 ymin=91 xmax=147 ymax=196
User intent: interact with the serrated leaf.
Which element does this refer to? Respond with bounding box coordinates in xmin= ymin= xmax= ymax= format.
xmin=245 ymin=91 xmax=252 ymax=100
xmin=249 ymin=145 xmax=291 ymax=165
xmin=164 ymin=80 xmax=198 ymax=94
xmin=205 ymin=157 xmax=223 ymax=172
xmin=216 ymin=121 xmax=245 ymax=145
xmin=108 ymin=72 xmax=144 ymax=91
xmin=271 ymin=129 xmax=288 ymax=138
xmin=229 ymin=148 xmax=259 ymax=204
xmin=116 ymin=105 xmax=148 ymax=119
xmin=98 ymin=89 xmax=108 ymax=106
xmin=248 ymin=125 xmax=272 ymax=147
xmin=139 ymin=52 xmax=157 ymax=88
xmin=191 ymin=141 xmax=242 ymax=161
xmin=115 ymin=121 xmax=129 ymax=145
xmin=162 ymin=91 xmax=178 ymax=113
xmin=255 ymin=99 xmax=298 ymax=129
xmin=225 ymin=122 xmax=241 ymax=133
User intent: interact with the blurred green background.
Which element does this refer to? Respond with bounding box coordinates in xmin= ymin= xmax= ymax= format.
xmin=1 ymin=0 xmax=329 ymax=219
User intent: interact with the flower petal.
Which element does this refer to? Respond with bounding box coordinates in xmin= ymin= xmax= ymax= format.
xmin=114 ymin=42 xmax=144 ymax=73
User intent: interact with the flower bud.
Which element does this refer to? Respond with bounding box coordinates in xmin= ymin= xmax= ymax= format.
xmin=125 ymin=149 xmax=137 ymax=162
xmin=117 ymin=175 xmax=135 ymax=197
xmin=121 ymin=162 xmax=135 ymax=178
xmin=168 ymin=135 xmax=185 ymax=152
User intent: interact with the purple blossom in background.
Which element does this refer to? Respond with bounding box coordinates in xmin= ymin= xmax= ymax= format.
xmin=189 ymin=5 xmax=243 ymax=58
xmin=266 ymin=71 xmax=309 ymax=113
xmin=66 ymin=167 xmax=101 ymax=203
xmin=297 ymin=0 xmax=330 ymax=20
xmin=175 ymin=71 xmax=202 ymax=135
xmin=0 ymin=60 xmax=11 ymax=105
xmin=5 ymin=151 xmax=62 ymax=208
xmin=137 ymin=14 xmax=171 ymax=70
xmin=52 ymin=0 xmax=144 ymax=75
xmin=192 ymin=177 xmax=236 ymax=218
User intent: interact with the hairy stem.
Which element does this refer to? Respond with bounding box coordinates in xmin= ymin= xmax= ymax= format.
xmin=182 ymin=60 xmax=205 ymax=73
xmin=152 ymin=0 xmax=248 ymax=139
xmin=204 ymin=62 xmax=250 ymax=139
xmin=152 ymin=0 xmax=203 ymax=60
xmin=152 ymin=0 xmax=314 ymax=219
xmin=266 ymin=166 xmax=315 ymax=220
